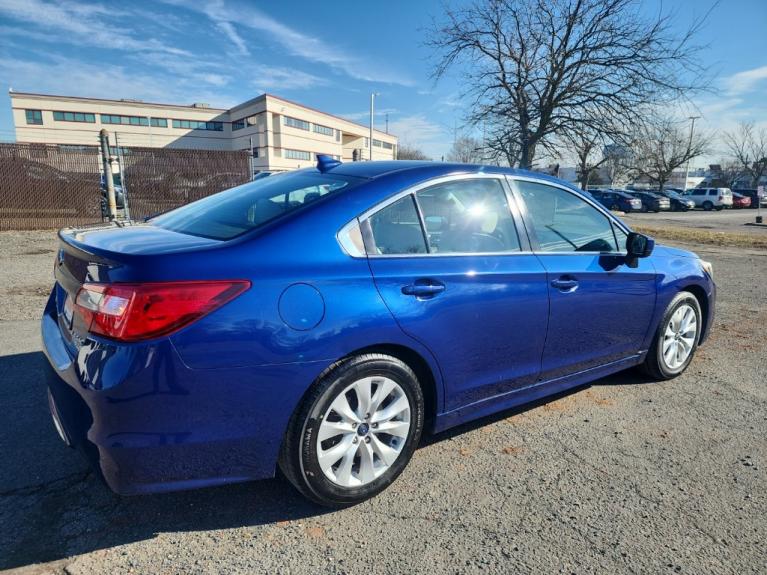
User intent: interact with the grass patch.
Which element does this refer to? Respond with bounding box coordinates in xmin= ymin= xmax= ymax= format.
xmin=632 ymin=224 xmax=767 ymax=250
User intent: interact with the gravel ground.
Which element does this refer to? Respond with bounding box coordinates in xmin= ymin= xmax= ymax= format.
xmin=0 ymin=230 xmax=765 ymax=575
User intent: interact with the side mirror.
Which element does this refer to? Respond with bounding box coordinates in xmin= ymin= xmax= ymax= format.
xmin=626 ymin=232 xmax=654 ymax=258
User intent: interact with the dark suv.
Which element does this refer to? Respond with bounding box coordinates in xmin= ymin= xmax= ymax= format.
xmin=655 ymin=190 xmax=696 ymax=211
xmin=589 ymin=189 xmax=642 ymax=212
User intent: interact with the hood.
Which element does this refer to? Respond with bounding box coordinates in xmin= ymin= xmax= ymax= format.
xmin=652 ymin=244 xmax=699 ymax=259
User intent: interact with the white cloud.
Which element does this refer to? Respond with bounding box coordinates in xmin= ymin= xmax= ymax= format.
xmin=386 ymin=114 xmax=450 ymax=159
xmin=164 ymin=0 xmax=414 ymax=86
xmin=251 ymin=65 xmax=327 ymax=91
xmin=215 ymin=21 xmax=250 ymax=56
xmin=724 ymin=65 xmax=767 ymax=96
xmin=0 ymin=0 xmax=189 ymax=56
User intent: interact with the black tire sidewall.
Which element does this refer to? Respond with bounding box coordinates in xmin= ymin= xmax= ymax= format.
xmin=296 ymin=357 xmax=424 ymax=506
xmin=652 ymin=293 xmax=702 ymax=378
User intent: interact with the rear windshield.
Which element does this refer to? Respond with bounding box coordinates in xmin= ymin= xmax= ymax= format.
xmin=151 ymin=171 xmax=358 ymax=240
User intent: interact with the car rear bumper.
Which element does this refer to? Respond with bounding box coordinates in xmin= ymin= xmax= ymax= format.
xmin=41 ymin=290 xmax=326 ymax=495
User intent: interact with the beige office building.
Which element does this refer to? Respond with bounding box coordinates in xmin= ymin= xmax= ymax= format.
xmin=9 ymin=91 xmax=398 ymax=173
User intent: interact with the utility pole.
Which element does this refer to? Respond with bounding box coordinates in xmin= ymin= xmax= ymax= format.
xmin=683 ymin=116 xmax=700 ymax=190
xmin=99 ymin=129 xmax=117 ymax=221
xmin=114 ymin=133 xmax=131 ymax=221
xmin=385 ymin=112 xmax=389 ymax=134
xmin=369 ymin=92 xmax=379 ymax=161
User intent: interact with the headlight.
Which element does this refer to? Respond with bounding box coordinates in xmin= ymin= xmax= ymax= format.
xmin=700 ymin=260 xmax=713 ymax=278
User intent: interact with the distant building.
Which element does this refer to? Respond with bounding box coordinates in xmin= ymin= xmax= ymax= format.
xmin=9 ymin=91 xmax=398 ymax=174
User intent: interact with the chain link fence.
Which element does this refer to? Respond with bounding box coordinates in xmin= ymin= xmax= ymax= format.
xmin=0 ymin=143 xmax=251 ymax=231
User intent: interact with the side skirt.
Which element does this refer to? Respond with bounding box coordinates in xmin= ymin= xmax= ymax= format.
xmin=432 ymin=354 xmax=644 ymax=433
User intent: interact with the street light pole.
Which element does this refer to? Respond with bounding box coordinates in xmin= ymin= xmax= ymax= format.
xmin=683 ymin=115 xmax=700 ymax=190
xmin=369 ymin=92 xmax=380 ymax=161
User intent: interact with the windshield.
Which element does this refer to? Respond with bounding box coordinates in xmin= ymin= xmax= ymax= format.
xmin=152 ymin=171 xmax=358 ymax=240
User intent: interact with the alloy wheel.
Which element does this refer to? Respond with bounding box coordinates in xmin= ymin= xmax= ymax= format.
xmin=661 ymin=303 xmax=698 ymax=370
xmin=316 ymin=376 xmax=411 ymax=488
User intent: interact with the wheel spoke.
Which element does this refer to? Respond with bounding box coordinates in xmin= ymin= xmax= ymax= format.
xmin=357 ymin=441 xmax=376 ymax=483
xmin=334 ymin=441 xmax=359 ymax=485
xmin=318 ymin=435 xmax=355 ymax=472
xmin=329 ymin=392 xmax=361 ymax=423
xmin=317 ymin=420 xmax=354 ymax=442
xmin=371 ymin=393 xmax=409 ymax=423
xmin=368 ymin=378 xmax=396 ymax=415
xmin=353 ymin=377 xmax=372 ymax=419
xmin=374 ymin=420 xmax=410 ymax=438
xmin=370 ymin=434 xmax=399 ymax=466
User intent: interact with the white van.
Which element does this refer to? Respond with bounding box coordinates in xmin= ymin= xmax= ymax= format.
xmin=685 ymin=188 xmax=734 ymax=210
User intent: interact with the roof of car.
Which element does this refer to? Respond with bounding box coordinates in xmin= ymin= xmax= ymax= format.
xmin=316 ymin=160 xmax=575 ymax=189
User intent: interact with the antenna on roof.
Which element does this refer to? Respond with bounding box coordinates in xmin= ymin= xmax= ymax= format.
xmin=316 ymin=154 xmax=341 ymax=173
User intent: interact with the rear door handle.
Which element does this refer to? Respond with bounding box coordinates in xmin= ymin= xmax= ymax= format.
xmin=551 ymin=276 xmax=579 ymax=291
xmin=401 ymin=280 xmax=446 ymax=297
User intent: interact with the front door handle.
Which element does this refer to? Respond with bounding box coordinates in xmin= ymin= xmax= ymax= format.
xmin=551 ymin=276 xmax=579 ymax=291
xmin=401 ymin=280 xmax=446 ymax=297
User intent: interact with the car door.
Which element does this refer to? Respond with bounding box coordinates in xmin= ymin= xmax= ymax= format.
xmin=510 ymin=177 xmax=657 ymax=381
xmin=363 ymin=175 xmax=549 ymax=411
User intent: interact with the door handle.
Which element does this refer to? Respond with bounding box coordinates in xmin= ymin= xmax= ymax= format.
xmin=401 ymin=280 xmax=446 ymax=297
xmin=551 ymin=276 xmax=579 ymax=291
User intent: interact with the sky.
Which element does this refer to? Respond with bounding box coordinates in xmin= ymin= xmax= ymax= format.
xmin=0 ymin=0 xmax=766 ymax=166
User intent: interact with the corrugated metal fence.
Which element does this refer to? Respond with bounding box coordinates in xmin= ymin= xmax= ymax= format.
xmin=0 ymin=143 xmax=251 ymax=231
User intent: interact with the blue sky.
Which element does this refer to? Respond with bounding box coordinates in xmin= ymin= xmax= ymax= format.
xmin=0 ymin=0 xmax=765 ymax=164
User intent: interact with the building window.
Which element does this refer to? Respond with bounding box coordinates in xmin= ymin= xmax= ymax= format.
xmin=172 ymin=119 xmax=224 ymax=131
xmin=53 ymin=111 xmax=95 ymax=123
xmin=313 ymin=123 xmax=334 ymax=136
xmin=336 ymin=129 xmax=341 ymax=142
xmin=101 ymin=114 xmax=150 ymax=126
xmin=150 ymin=118 xmax=168 ymax=128
xmin=381 ymin=141 xmax=393 ymax=150
xmin=25 ymin=110 xmax=43 ymax=125
xmin=232 ymin=118 xmax=246 ymax=130
xmin=373 ymin=139 xmax=383 ymax=147
xmin=284 ymin=149 xmax=311 ymax=160
xmin=284 ymin=116 xmax=310 ymax=130
xmin=364 ymin=137 xmax=369 ymax=148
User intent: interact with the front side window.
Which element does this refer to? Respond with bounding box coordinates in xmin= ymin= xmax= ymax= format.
xmin=367 ymin=196 xmax=427 ymax=255
xmin=516 ymin=180 xmax=619 ymax=253
xmin=415 ymin=179 xmax=520 ymax=254
xmin=152 ymin=172 xmax=356 ymax=240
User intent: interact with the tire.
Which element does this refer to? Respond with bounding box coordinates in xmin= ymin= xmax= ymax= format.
xmin=279 ymin=353 xmax=425 ymax=507
xmin=715 ymin=206 xmax=724 ymax=211
xmin=640 ymin=291 xmax=702 ymax=380
xmin=702 ymin=201 xmax=713 ymax=211
xmin=610 ymin=203 xmax=620 ymax=211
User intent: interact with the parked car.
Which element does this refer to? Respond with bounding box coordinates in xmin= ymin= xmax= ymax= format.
xmin=733 ymin=189 xmax=765 ymax=209
xmin=627 ymin=191 xmax=671 ymax=212
xmin=43 ymin=157 xmax=715 ymax=506
xmin=588 ymin=189 xmax=642 ymax=212
xmin=684 ymin=187 xmax=734 ymax=210
xmin=731 ymin=192 xmax=752 ymax=209
xmin=655 ymin=190 xmax=696 ymax=211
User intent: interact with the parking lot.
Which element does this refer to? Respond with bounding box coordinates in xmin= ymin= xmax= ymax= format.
xmin=0 ymin=228 xmax=765 ymax=575
xmin=623 ymin=208 xmax=767 ymax=236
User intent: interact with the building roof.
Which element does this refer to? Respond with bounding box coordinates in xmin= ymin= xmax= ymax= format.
xmin=8 ymin=91 xmax=228 ymax=113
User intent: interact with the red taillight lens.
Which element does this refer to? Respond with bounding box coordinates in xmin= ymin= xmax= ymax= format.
xmin=74 ymin=280 xmax=250 ymax=342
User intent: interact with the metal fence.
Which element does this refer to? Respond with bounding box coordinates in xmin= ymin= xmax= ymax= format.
xmin=0 ymin=143 xmax=102 ymax=230
xmin=119 ymin=147 xmax=251 ymax=221
xmin=0 ymin=143 xmax=251 ymax=231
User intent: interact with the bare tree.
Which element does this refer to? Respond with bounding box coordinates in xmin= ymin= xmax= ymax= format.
xmin=429 ymin=0 xmax=707 ymax=168
xmin=562 ymin=127 xmax=610 ymax=189
xmin=446 ymin=135 xmax=484 ymax=163
xmin=707 ymin=161 xmax=744 ymax=189
xmin=723 ymin=122 xmax=767 ymax=188
xmin=397 ymin=144 xmax=431 ymax=161
xmin=630 ymin=116 xmax=710 ymax=191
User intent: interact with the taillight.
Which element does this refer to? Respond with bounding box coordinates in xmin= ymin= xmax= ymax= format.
xmin=74 ymin=280 xmax=250 ymax=342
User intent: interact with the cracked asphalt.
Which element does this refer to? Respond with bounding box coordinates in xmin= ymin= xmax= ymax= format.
xmin=0 ymin=230 xmax=765 ymax=574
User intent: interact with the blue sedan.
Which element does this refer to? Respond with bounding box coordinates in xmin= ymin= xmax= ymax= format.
xmin=42 ymin=157 xmax=715 ymax=506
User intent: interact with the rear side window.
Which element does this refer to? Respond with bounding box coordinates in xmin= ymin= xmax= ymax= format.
xmin=692 ymin=190 xmax=706 ymax=196
xmin=415 ymin=179 xmax=520 ymax=254
xmin=517 ymin=180 xmax=619 ymax=253
xmin=152 ymin=172 xmax=356 ymax=240
xmin=368 ymin=196 xmax=427 ymax=255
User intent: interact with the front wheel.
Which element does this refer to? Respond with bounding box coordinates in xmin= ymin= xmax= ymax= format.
xmin=640 ymin=292 xmax=702 ymax=380
xmin=279 ymin=354 xmax=424 ymax=507
xmin=702 ymin=201 xmax=713 ymax=211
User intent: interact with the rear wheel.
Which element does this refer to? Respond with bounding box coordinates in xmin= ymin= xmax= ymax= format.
xmin=702 ymin=201 xmax=713 ymax=211
xmin=610 ymin=203 xmax=620 ymax=211
xmin=279 ymin=354 xmax=424 ymax=507
xmin=641 ymin=292 xmax=701 ymax=380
